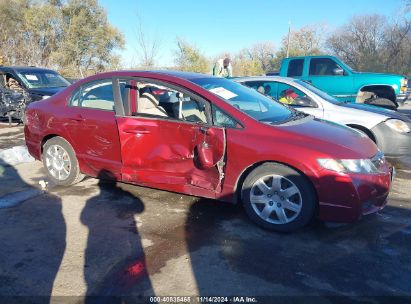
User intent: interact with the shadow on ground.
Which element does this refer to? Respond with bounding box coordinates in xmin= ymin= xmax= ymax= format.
xmin=80 ymin=170 xmax=153 ymax=303
xmin=0 ymin=164 xmax=65 ymax=304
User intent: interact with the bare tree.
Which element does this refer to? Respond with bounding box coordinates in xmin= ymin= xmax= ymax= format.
xmin=382 ymin=16 xmax=411 ymax=73
xmin=246 ymin=42 xmax=276 ymax=72
xmin=271 ymin=24 xmax=326 ymax=70
xmin=134 ymin=13 xmax=161 ymax=69
xmin=326 ymin=13 xmax=411 ymax=75
xmin=326 ymin=15 xmax=386 ymax=71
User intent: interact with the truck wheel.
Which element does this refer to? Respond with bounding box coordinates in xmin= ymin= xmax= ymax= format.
xmin=365 ymin=98 xmax=398 ymax=110
xmin=42 ymin=137 xmax=84 ymax=186
xmin=241 ymin=163 xmax=317 ymax=232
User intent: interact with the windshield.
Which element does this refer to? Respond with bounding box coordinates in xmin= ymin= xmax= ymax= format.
xmin=296 ymin=80 xmax=341 ymax=104
xmin=17 ymin=70 xmax=70 ymax=89
xmin=191 ymin=77 xmax=293 ymax=123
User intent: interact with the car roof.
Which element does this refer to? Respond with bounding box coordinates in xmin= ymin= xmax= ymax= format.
xmin=233 ymin=76 xmax=298 ymax=84
xmin=75 ymin=70 xmax=217 ymax=87
xmin=150 ymin=70 xmax=212 ymax=80
xmin=99 ymin=70 xmax=212 ymax=81
xmin=0 ymin=66 xmax=59 ymax=73
xmin=283 ymin=55 xmax=336 ymax=60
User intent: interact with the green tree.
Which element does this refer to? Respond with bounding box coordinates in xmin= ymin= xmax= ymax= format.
xmin=174 ymin=38 xmax=209 ymax=73
xmin=0 ymin=0 xmax=124 ymax=77
xmin=0 ymin=0 xmax=28 ymax=65
xmin=231 ymin=49 xmax=264 ymax=76
xmin=53 ymin=0 xmax=124 ymax=77
xmin=22 ymin=1 xmax=64 ymax=67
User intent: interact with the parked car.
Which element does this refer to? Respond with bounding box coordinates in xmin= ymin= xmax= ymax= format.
xmin=236 ymin=76 xmax=411 ymax=157
xmin=24 ymin=71 xmax=393 ymax=232
xmin=278 ymin=55 xmax=408 ymax=110
xmin=0 ymin=66 xmax=70 ymax=119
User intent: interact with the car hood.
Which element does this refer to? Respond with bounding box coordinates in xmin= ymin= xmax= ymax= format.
xmin=272 ymin=117 xmax=378 ymax=159
xmin=340 ymin=103 xmax=411 ymax=122
xmin=28 ymin=87 xmax=66 ymax=96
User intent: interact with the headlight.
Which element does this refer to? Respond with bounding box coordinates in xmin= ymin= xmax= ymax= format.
xmin=385 ymin=119 xmax=410 ymax=133
xmin=42 ymin=95 xmax=51 ymax=100
xmin=317 ymin=158 xmax=380 ymax=174
xmin=400 ymin=78 xmax=408 ymax=93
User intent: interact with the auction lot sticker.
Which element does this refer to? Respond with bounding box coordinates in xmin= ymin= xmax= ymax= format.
xmin=209 ymin=87 xmax=238 ymax=100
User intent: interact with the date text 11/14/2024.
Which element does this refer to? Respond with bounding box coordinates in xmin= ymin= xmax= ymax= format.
xmin=149 ymin=296 xmax=258 ymax=303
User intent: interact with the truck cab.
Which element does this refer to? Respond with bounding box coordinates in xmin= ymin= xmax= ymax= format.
xmin=279 ymin=55 xmax=408 ymax=109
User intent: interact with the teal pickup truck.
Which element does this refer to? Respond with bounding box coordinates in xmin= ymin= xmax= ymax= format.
xmin=278 ymin=55 xmax=408 ymax=110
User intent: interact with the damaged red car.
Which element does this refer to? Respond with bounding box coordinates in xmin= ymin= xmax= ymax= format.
xmin=24 ymin=71 xmax=393 ymax=232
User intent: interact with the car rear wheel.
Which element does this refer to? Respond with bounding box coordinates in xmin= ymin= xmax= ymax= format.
xmin=42 ymin=137 xmax=84 ymax=186
xmin=241 ymin=163 xmax=316 ymax=232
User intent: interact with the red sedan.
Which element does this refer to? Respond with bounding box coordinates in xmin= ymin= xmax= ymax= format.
xmin=24 ymin=71 xmax=393 ymax=232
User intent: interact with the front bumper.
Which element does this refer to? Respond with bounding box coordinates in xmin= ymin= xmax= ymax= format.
xmin=316 ymin=164 xmax=392 ymax=223
xmin=371 ymin=121 xmax=411 ymax=156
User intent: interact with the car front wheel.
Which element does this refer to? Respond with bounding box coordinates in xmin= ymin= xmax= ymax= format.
xmin=42 ymin=136 xmax=84 ymax=186
xmin=241 ymin=163 xmax=317 ymax=232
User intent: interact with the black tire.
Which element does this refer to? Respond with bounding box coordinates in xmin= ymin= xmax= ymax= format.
xmin=365 ymin=98 xmax=398 ymax=110
xmin=241 ymin=163 xmax=317 ymax=232
xmin=42 ymin=136 xmax=84 ymax=186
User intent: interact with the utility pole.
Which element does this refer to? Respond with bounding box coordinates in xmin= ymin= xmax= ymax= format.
xmin=286 ymin=21 xmax=291 ymax=58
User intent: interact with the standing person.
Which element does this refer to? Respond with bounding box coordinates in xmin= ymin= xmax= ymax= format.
xmin=213 ymin=57 xmax=233 ymax=78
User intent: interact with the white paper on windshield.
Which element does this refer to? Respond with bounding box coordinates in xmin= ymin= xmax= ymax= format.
xmin=25 ymin=75 xmax=38 ymax=81
xmin=209 ymin=87 xmax=238 ymax=100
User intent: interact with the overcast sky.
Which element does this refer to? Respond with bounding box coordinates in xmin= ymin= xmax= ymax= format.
xmin=99 ymin=0 xmax=406 ymax=67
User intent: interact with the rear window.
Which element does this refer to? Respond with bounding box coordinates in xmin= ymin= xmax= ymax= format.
xmin=287 ymin=59 xmax=304 ymax=77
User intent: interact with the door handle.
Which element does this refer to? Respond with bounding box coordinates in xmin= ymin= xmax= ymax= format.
xmin=123 ymin=128 xmax=151 ymax=134
xmin=70 ymin=114 xmax=84 ymax=122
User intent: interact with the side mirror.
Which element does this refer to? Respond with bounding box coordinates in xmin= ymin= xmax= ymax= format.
xmin=333 ymin=68 xmax=345 ymax=76
xmin=196 ymin=142 xmax=216 ymax=168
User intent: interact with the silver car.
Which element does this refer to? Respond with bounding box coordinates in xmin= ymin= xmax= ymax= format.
xmin=235 ymin=76 xmax=411 ymax=157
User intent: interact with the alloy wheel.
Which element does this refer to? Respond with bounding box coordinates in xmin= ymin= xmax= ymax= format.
xmin=44 ymin=144 xmax=71 ymax=181
xmin=250 ymin=174 xmax=302 ymax=224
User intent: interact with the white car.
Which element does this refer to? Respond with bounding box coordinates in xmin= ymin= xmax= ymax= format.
xmin=235 ymin=76 xmax=411 ymax=157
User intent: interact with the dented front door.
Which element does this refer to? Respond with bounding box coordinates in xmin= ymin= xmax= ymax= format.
xmin=116 ymin=116 xmax=226 ymax=193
